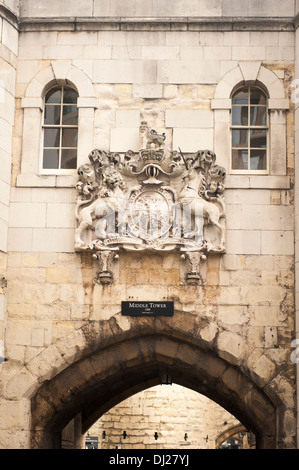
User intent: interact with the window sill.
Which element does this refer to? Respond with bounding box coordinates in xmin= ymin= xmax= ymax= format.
xmin=16 ymin=173 xmax=78 ymax=188
xmin=226 ymin=174 xmax=291 ymax=189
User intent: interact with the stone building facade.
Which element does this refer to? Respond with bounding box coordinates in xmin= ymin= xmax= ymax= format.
xmin=0 ymin=0 xmax=298 ymax=449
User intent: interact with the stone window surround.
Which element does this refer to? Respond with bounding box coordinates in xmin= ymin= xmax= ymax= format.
xmin=17 ymin=61 xmax=291 ymax=191
xmin=211 ymin=62 xmax=290 ymax=189
xmin=18 ymin=62 xmax=97 ymax=188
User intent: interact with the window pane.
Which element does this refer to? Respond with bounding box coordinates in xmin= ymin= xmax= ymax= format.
xmin=44 ymin=128 xmax=60 ymax=147
xmin=232 ymin=88 xmax=249 ymax=105
xmin=61 ymin=149 xmax=77 ymax=169
xmin=250 ymin=150 xmax=267 ymax=170
xmin=45 ymin=87 xmax=61 ymax=104
xmin=231 ymin=87 xmax=268 ymax=172
xmin=250 ymin=106 xmax=267 ymax=126
xmin=232 ymin=106 xmax=248 ymax=126
xmin=232 ymin=129 xmax=248 ymax=147
xmin=62 ymin=128 xmax=78 ymax=147
xmin=43 ymin=86 xmax=79 ymax=170
xmin=250 ymin=129 xmax=267 ymax=148
xmin=232 ymin=149 xmax=248 ymax=170
xmin=44 ymin=105 xmax=61 ymax=125
xmin=250 ymin=89 xmax=266 ymax=105
xmin=63 ymin=88 xmax=78 ymax=104
xmin=62 ymin=105 xmax=78 ymax=125
xmin=43 ymin=149 xmax=59 ymax=169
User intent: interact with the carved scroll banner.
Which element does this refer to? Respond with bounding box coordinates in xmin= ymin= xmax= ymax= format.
xmin=75 ymin=121 xmax=226 ymax=285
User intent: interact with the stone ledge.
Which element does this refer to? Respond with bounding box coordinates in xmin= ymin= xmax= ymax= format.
xmin=16 ymin=173 xmax=291 ymax=190
xmin=212 ymin=97 xmax=289 ymax=113
xmin=21 ymin=97 xmax=43 ymax=109
xmin=268 ymin=98 xmax=290 ymax=110
xmin=226 ymin=175 xmax=291 ymax=189
xmin=77 ymin=97 xmax=98 ymax=109
xmin=16 ymin=174 xmax=77 ymax=188
xmin=211 ymin=99 xmax=231 ymax=110
xmin=18 ymin=16 xmax=295 ymax=33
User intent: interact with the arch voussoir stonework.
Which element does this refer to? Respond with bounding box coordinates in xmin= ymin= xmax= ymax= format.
xmin=23 ymin=62 xmax=96 ymax=102
xmin=27 ymin=315 xmax=281 ymax=449
xmin=212 ymin=63 xmax=287 ymax=104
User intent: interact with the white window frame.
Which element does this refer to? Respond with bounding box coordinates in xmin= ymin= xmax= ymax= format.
xmin=40 ymin=85 xmax=79 ymax=176
xmin=230 ymin=85 xmax=269 ymax=176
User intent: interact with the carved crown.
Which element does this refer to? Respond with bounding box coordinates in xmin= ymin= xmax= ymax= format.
xmin=140 ymin=149 xmax=165 ymax=163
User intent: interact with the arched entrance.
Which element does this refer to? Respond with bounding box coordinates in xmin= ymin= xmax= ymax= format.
xmin=86 ymin=384 xmax=251 ymax=450
xmin=216 ymin=424 xmax=255 ymax=449
xmin=29 ymin=328 xmax=278 ymax=449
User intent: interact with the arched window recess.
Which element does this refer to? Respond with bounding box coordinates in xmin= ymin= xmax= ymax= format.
xmin=211 ymin=64 xmax=289 ymax=180
xmin=18 ymin=64 xmax=96 ymax=187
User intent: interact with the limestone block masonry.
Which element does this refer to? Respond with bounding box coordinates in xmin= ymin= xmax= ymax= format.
xmin=0 ymin=0 xmax=298 ymax=449
xmin=0 ymin=0 xmax=18 ymax=396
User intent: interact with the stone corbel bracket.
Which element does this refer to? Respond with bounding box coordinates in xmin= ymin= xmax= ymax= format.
xmin=181 ymin=250 xmax=207 ymax=286
xmin=93 ymin=250 xmax=119 ymax=285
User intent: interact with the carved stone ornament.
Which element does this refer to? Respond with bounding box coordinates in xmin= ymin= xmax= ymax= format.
xmin=75 ymin=121 xmax=226 ymax=284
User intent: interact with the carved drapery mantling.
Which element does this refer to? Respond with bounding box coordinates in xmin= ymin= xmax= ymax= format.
xmin=75 ymin=122 xmax=226 ymax=284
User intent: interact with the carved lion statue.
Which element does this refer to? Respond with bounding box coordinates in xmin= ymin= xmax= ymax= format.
xmin=177 ymin=167 xmax=226 ymax=250
xmin=75 ymin=165 xmax=127 ymax=248
xmin=139 ymin=121 xmax=166 ymax=149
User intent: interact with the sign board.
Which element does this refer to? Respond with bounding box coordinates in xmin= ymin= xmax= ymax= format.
xmin=85 ymin=436 xmax=98 ymax=449
xmin=121 ymin=301 xmax=174 ymax=317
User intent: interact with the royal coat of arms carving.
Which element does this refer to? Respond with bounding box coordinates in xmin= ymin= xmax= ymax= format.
xmin=75 ymin=121 xmax=226 ymax=284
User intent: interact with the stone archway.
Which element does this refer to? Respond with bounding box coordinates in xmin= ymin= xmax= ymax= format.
xmin=29 ymin=325 xmax=279 ymax=449
xmin=215 ymin=424 xmax=250 ymax=449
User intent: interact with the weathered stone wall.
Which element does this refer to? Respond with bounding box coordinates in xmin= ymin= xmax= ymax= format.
xmin=0 ymin=1 xmax=18 ymax=377
xmin=294 ymin=0 xmax=299 ymax=448
xmin=0 ymin=0 xmax=297 ymax=449
xmin=18 ymin=0 xmax=296 ymax=19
